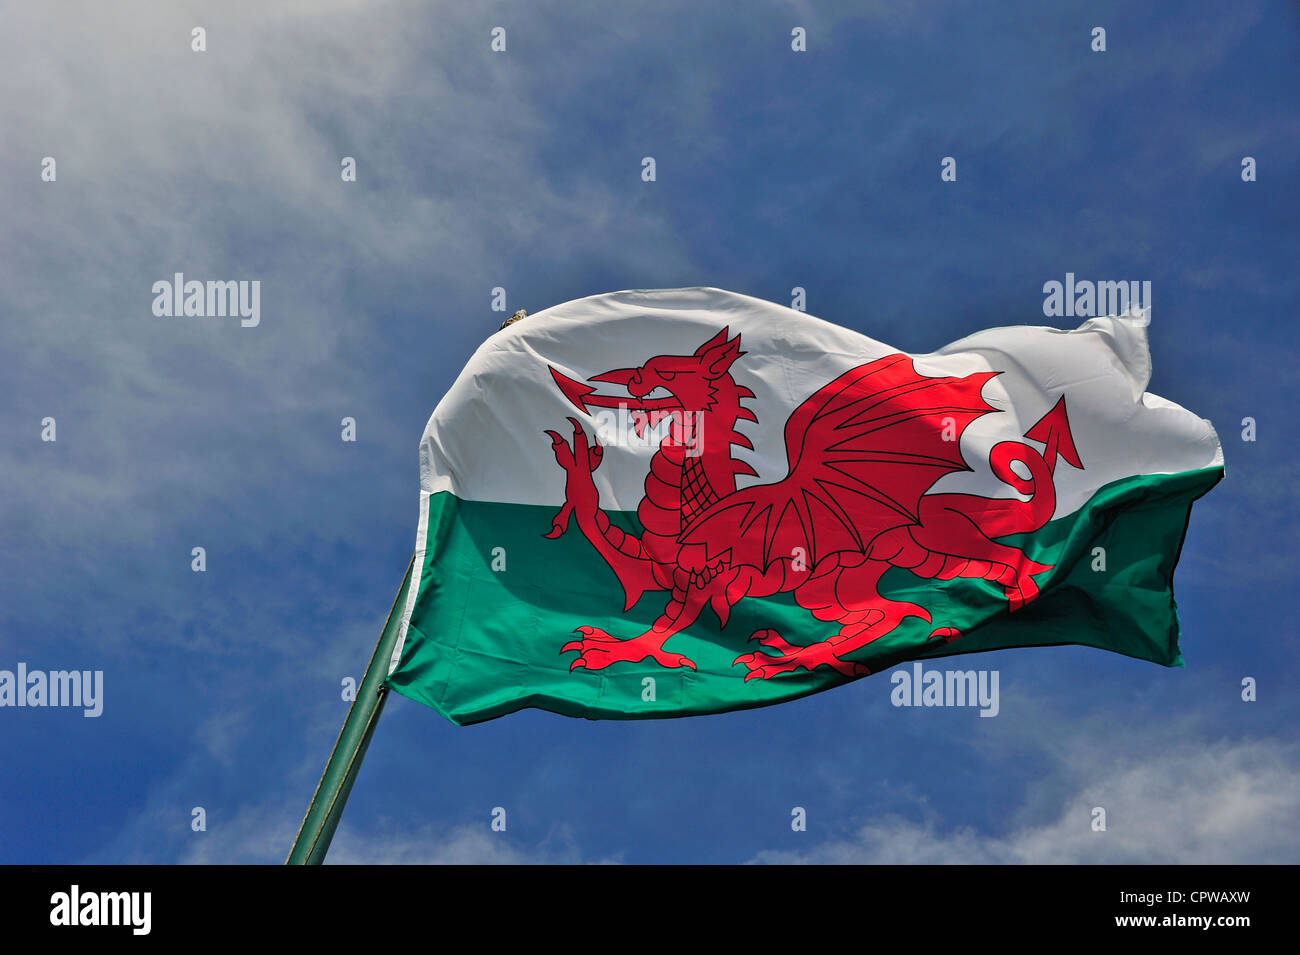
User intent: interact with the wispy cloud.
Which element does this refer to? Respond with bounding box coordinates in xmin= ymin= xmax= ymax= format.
xmin=172 ymin=798 xmax=613 ymax=864
xmin=751 ymin=736 xmax=1300 ymax=864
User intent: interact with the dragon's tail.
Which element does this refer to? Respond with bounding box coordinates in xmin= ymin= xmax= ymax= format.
xmin=967 ymin=440 xmax=1056 ymax=537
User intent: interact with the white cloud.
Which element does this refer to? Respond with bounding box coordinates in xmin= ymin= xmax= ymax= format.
xmin=751 ymin=737 xmax=1300 ymax=864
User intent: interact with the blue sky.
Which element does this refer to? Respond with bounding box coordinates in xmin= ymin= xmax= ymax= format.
xmin=1 ymin=0 xmax=1297 ymax=864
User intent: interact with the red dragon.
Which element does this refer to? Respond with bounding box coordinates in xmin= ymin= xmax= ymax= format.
xmin=544 ymin=327 xmax=1081 ymax=680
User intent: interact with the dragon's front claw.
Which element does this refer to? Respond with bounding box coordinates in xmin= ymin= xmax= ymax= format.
xmin=543 ymin=501 xmax=574 ymax=539
xmin=544 ymin=421 xmax=601 ymax=517
xmin=544 ymin=429 xmax=572 ymax=467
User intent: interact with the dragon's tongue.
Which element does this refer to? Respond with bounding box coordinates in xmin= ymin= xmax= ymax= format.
xmin=549 ymin=367 xmax=678 ymax=417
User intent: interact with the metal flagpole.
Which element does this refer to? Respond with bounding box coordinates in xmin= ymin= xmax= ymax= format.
xmin=286 ymin=555 xmax=415 ymax=865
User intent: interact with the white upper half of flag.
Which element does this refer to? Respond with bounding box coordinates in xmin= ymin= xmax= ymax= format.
xmin=418 ymin=288 xmax=1223 ymax=520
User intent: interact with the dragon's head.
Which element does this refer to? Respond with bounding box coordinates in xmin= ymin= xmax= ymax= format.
xmin=550 ymin=327 xmax=746 ymax=416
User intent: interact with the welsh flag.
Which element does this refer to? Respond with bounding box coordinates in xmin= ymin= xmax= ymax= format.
xmin=384 ymin=288 xmax=1223 ymax=725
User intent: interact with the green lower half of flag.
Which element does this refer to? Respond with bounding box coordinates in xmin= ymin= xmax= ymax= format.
xmin=386 ymin=467 xmax=1222 ymax=725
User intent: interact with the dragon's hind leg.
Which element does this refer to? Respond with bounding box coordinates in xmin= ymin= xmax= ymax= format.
xmin=562 ymin=625 xmax=696 ymax=671
xmin=733 ymin=560 xmax=926 ymax=680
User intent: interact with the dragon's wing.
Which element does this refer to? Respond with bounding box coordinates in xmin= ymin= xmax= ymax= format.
xmin=680 ymin=354 xmax=998 ymax=571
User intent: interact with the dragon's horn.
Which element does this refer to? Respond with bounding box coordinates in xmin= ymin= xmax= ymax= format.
xmin=693 ymin=326 xmax=731 ymax=356
xmin=698 ymin=330 xmax=745 ymax=378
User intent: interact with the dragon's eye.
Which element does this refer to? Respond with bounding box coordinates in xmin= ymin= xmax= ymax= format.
xmin=658 ymin=371 xmax=676 ymax=381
